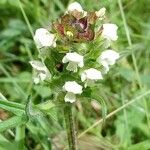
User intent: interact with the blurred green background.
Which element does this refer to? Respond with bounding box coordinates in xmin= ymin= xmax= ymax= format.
xmin=0 ymin=0 xmax=150 ymax=150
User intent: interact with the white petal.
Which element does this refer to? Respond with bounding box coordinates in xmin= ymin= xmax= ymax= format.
xmin=34 ymin=28 xmax=56 ymax=48
xmin=81 ymin=68 xmax=103 ymax=87
xmin=29 ymin=60 xmax=47 ymax=71
xmin=67 ymin=2 xmax=83 ymax=13
xmin=64 ymin=92 xmax=76 ymax=103
xmin=63 ymin=52 xmax=83 ymax=63
xmin=101 ymin=61 xmax=109 ymax=74
xmin=78 ymin=60 xmax=84 ymax=68
xmin=62 ymin=56 xmax=69 ymax=63
xmin=39 ymin=72 xmax=47 ymax=81
xmin=63 ymin=81 xmax=83 ymax=94
xmin=81 ymin=72 xmax=86 ymax=82
xmin=102 ymin=24 xmax=118 ymax=41
xmin=62 ymin=52 xmax=84 ymax=72
xmin=82 ymin=68 xmax=103 ymax=80
xmin=99 ymin=50 xmax=119 ymax=65
xmin=30 ymin=60 xmax=51 ymax=83
xmin=97 ymin=50 xmax=119 ymax=74
xmin=33 ymin=76 xmax=40 ymax=84
xmin=52 ymin=41 xmax=57 ymax=48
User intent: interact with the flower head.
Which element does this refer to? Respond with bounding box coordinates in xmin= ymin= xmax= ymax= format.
xmin=62 ymin=52 xmax=84 ymax=72
xmin=97 ymin=50 xmax=119 ymax=73
xmin=101 ymin=23 xmax=118 ymax=41
xmin=29 ymin=60 xmax=51 ymax=84
xmin=53 ymin=14 xmax=94 ymax=42
xmin=63 ymin=81 xmax=83 ymax=103
xmin=81 ymin=68 xmax=103 ymax=87
xmin=34 ymin=28 xmax=56 ymax=48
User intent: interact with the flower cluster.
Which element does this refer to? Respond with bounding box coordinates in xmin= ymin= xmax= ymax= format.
xmin=30 ymin=2 xmax=120 ymax=103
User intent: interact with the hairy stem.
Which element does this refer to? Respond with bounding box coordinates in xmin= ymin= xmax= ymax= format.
xmin=64 ymin=105 xmax=77 ymax=150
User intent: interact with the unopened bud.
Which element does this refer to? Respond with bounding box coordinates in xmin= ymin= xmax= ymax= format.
xmin=66 ymin=31 xmax=74 ymax=37
xmin=95 ymin=7 xmax=106 ymax=18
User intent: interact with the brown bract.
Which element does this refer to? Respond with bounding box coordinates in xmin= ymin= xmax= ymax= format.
xmin=52 ymin=12 xmax=99 ymax=43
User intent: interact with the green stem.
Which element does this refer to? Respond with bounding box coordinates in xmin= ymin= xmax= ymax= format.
xmin=15 ymin=125 xmax=25 ymax=150
xmin=64 ymin=105 xmax=77 ymax=150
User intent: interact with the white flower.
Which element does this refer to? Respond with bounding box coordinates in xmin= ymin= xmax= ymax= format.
xmin=97 ymin=50 xmax=119 ymax=73
xmin=66 ymin=2 xmax=87 ymax=17
xmin=101 ymin=23 xmax=118 ymax=41
xmin=95 ymin=7 xmax=106 ymax=19
xmin=63 ymin=81 xmax=83 ymax=103
xmin=67 ymin=2 xmax=84 ymax=13
xmin=81 ymin=68 xmax=103 ymax=87
xmin=34 ymin=28 xmax=56 ymax=49
xmin=62 ymin=52 xmax=84 ymax=72
xmin=29 ymin=60 xmax=51 ymax=84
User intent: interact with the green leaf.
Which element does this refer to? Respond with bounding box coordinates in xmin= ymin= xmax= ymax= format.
xmin=127 ymin=140 xmax=150 ymax=150
xmin=34 ymin=85 xmax=52 ymax=98
xmin=37 ymin=100 xmax=55 ymax=111
xmin=82 ymin=87 xmax=107 ymax=122
xmin=0 ymin=141 xmax=26 ymax=150
xmin=52 ymin=0 xmax=65 ymax=11
xmin=0 ymin=115 xmax=28 ymax=132
xmin=0 ymin=0 xmax=7 ymax=4
xmin=90 ymin=92 xmax=107 ymax=123
xmin=119 ymin=67 xmax=135 ymax=82
xmin=0 ymin=134 xmax=9 ymax=142
xmin=0 ymin=100 xmax=25 ymax=115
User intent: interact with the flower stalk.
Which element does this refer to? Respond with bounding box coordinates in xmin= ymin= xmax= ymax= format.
xmin=64 ymin=104 xmax=77 ymax=150
xmin=29 ymin=2 xmax=120 ymax=149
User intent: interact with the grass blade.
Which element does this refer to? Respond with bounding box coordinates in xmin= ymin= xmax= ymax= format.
xmin=0 ymin=100 xmax=25 ymax=115
xmin=0 ymin=115 xmax=27 ymax=132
